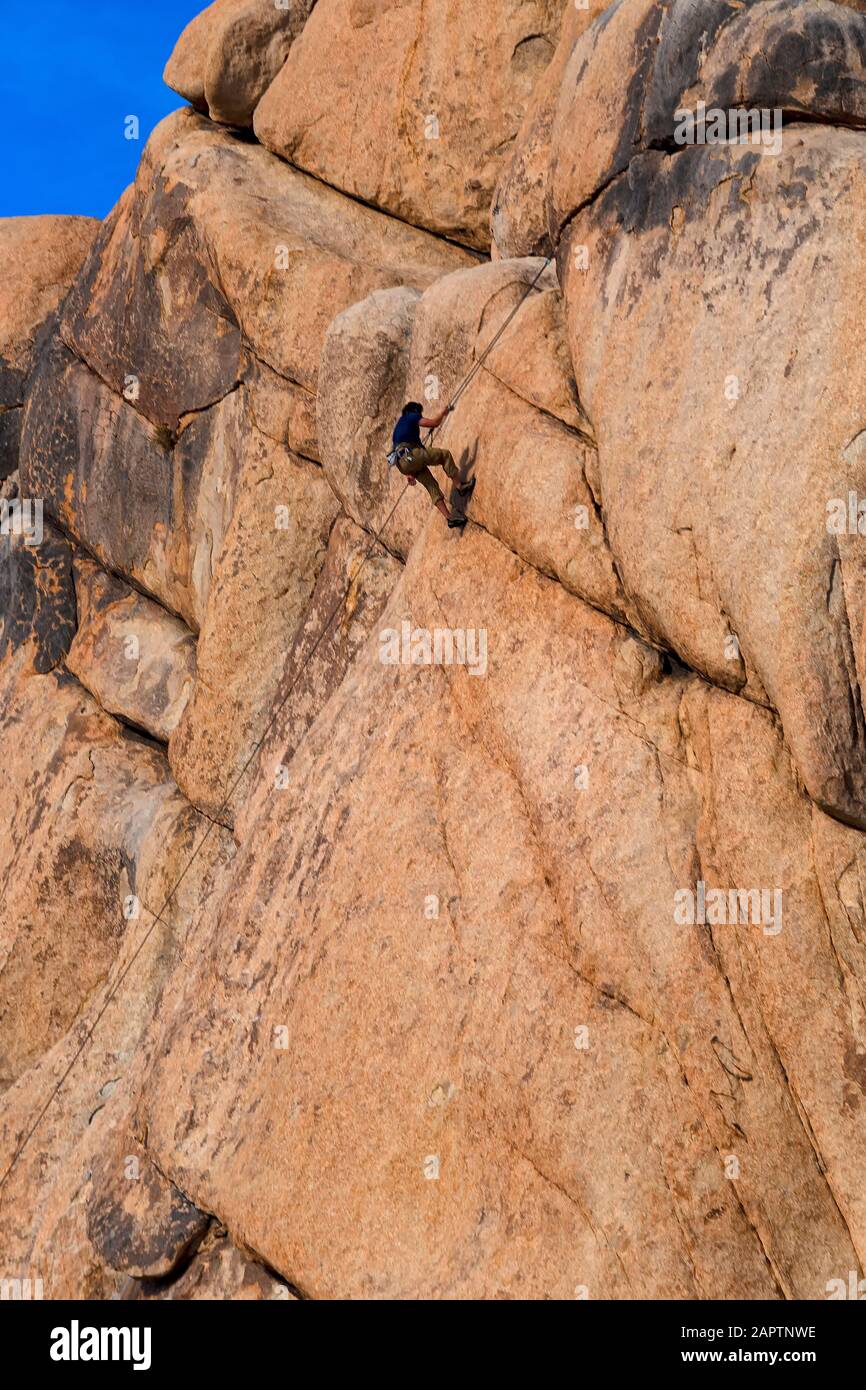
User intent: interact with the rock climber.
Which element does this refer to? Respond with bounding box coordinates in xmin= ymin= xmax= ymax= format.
xmin=388 ymin=401 xmax=475 ymax=529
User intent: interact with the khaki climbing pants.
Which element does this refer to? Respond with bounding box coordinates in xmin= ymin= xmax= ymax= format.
xmin=397 ymin=445 xmax=459 ymax=505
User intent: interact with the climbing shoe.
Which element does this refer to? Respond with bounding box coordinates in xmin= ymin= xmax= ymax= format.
xmin=447 ymin=515 xmax=468 ymax=529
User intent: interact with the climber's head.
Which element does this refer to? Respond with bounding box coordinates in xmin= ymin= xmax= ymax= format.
xmin=402 ymin=401 xmax=424 ymax=416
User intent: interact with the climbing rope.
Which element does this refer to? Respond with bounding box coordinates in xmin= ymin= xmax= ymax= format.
xmin=422 ymin=254 xmax=553 ymax=444
xmin=0 ymin=478 xmax=411 ymax=1199
xmin=0 ymin=254 xmax=554 ymax=1195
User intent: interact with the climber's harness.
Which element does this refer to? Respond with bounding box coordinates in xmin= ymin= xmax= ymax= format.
xmin=387 ymin=443 xmax=414 ymax=470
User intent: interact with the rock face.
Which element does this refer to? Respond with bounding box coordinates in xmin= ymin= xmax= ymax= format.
xmin=0 ymin=521 xmax=76 ymax=673
xmin=3 ymin=0 xmax=866 ymax=1302
xmin=0 ymin=216 xmax=97 ymax=478
xmin=491 ymin=0 xmax=601 ymax=257
xmin=553 ymin=0 xmax=866 ymax=827
xmin=129 ymin=522 xmax=866 ymax=1298
xmin=167 ymin=431 xmax=339 ymax=821
xmin=0 ymin=647 xmax=222 ymax=1089
xmin=548 ymin=0 xmax=866 ymax=228
xmin=253 ymin=0 xmax=571 ymax=250
xmin=87 ymin=1134 xmax=210 ymax=1280
xmin=164 ymin=0 xmax=316 ymax=127
xmin=66 ymin=557 xmax=197 ymax=741
xmin=129 ymin=1229 xmax=297 ymax=1300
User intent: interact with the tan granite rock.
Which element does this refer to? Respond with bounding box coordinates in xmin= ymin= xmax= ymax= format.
xmin=129 ymin=1230 xmax=296 ymax=1299
xmin=128 ymin=522 xmax=866 ymax=1298
xmin=55 ymin=108 xmax=475 ymax=430
xmin=318 ymin=284 xmax=425 ymax=559
xmin=0 ymin=215 xmax=97 ymax=477
xmin=168 ymin=429 xmax=340 ymax=823
xmin=319 ymin=257 xmax=624 ymax=619
xmin=236 ymin=513 xmax=402 ymax=844
xmin=6 ymin=0 xmax=866 ymax=1306
xmin=66 ymin=556 xmax=197 ymax=743
xmin=87 ymin=1132 xmax=209 ymax=1279
xmin=0 ymin=649 xmax=224 ymax=1089
xmin=0 ymin=216 xmax=97 ymax=385
xmin=490 ymin=0 xmax=601 ymax=257
xmin=20 ymin=108 xmax=473 ymax=632
xmin=0 ymin=834 xmax=233 ymax=1299
xmin=0 ymin=545 xmax=232 ymax=1288
xmin=164 ymin=0 xmax=315 ymax=127
xmin=21 ymin=336 xmax=237 ymax=631
xmin=558 ymin=120 xmax=866 ymax=827
xmin=254 ymin=0 xmax=570 ymax=250
xmin=548 ymin=0 xmax=866 ymax=240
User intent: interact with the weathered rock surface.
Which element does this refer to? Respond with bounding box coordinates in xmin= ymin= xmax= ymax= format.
xmin=87 ymin=1133 xmax=209 ymax=1279
xmin=130 ymin=1230 xmax=296 ymax=1299
xmin=554 ymin=6 xmax=866 ymax=826
xmin=0 ymin=217 xmax=97 ymax=386
xmin=4 ymin=0 xmax=866 ymax=1304
xmin=19 ymin=105 xmax=473 ymax=658
xmin=66 ymin=557 xmax=197 ymax=743
xmin=254 ymin=0 xmax=570 ymax=250
xmin=318 ymin=284 xmax=424 ymax=558
xmin=22 ymin=336 xmax=201 ymax=625
xmin=549 ymin=0 xmax=866 ymax=235
xmin=0 ymin=520 xmax=76 ymax=674
xmin=126 ymin=523 xmax=866 ymax=1297
xmin=56 ymin=108 xmax=474 ymax=430
xmin=168 ymin=430 xmax=339 ymax=822
xmin=0 ymin=408 xmax=21 ymax=482
xmin=404 ymin=260 xmax=623 ymax=613
xmin=320 ymin=258 xmax=622 ymax=617
xmin=491 ymin=0 xmax=601 ymax=257
xmin=236 ymin=513 xmax=402 ymax=842
xmin=164 ymin=0 xmax=315 ymax=127
xmin=0 ymin=828 xmax=232 ymax=1298
xmin=0 ymin=649 xmax=223 ymax=1089
xmin=0 ymin=216 xmax=97 ymax=477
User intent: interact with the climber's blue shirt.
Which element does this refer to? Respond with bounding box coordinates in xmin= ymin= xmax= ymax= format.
xmin=392 ymin=410 xmax=423 ymax=449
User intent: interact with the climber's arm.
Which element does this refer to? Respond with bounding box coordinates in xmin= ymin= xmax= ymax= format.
xmin=419 ymin=404 xmax=454 ymax=429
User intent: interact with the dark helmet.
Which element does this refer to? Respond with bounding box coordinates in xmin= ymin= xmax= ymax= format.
xmin=402 ymin=401 xmax=424 ymax=415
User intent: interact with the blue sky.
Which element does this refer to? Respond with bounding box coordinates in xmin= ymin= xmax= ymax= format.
xmin=3 ymin=0 xmax=204 ymax=220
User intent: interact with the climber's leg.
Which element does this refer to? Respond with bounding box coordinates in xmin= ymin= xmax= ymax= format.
xmin=399 ymin=447 xmax=469 ymax=524
xmin=398 ymin=452 xmax=442 ymax=501
xmin=397 ymin=449 xmax=452 ymax=520
xmin=434 ymin=447 xmax=476 ymax=501
xmin=423 ymin=445 xmax=473 ymax=494
xmin=422 ymin=445 xmax=456 ymax=479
